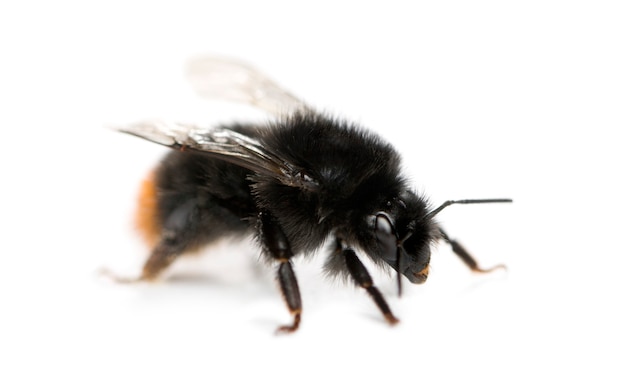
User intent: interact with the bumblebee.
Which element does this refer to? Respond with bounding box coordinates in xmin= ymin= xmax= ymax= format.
xmin=111 ymin=57 xmax=511 ymax=332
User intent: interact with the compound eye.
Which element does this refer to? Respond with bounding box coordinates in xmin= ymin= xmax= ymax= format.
xmin=374 ymin=213 xmax=397 ymax=261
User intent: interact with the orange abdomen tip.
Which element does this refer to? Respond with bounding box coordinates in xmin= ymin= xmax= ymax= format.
xmin=134 ymin=171 xmax=161 ymax=247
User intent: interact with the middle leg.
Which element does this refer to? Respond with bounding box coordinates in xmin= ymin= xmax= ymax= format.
xmin=258 ymin=211 xmax=302 ymax=333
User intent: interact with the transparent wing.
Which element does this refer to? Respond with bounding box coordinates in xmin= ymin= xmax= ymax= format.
xmin=186 ymin=56 xmax=310 ymax=116
xmin=115 ymin=120 xmax=319 ymax=191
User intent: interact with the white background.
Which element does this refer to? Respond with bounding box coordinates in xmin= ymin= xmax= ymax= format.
xmin=1 ymin=1 xmax=624 ymax=379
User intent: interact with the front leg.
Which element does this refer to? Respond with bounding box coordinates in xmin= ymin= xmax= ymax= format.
xmin=258 ymin=211 xmax=302 ymax=333
xmin=439 ymin=228 xmax=506 ymax=273
xmin=333 ymin=240 xmax=399 ymax=325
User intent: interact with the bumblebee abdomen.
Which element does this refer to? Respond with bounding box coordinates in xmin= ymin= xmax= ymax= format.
xmin=134 ymin=170 xmax=161 ymax=247
xmin=133 ymin=150 xmax=258 ymax=252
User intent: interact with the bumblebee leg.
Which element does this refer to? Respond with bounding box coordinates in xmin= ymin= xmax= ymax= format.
xmin=276 ymin=261 xmax=302 ymax=333
xmin=107 ymin=198 xmax=208 ymax=283
xmin=439 ymin=228 xmax=506 ymax=273
xmin=258 ymin=211 xmax=302 ymax=333
xmin=103 ymin=242 xmax=185 ymax=283
xmin=341 ymin=245 xmax=399 ymax=325
xmin=139 ymin=241 xmax=187 ymax=281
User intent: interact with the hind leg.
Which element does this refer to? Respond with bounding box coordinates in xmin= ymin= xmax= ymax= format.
xmin=108 ymin=196 xmax=246 ymax=283
xmin=106 ymin=241 xmax=188 ymax=283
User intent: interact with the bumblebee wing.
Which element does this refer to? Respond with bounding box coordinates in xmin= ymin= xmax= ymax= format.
xmin=116 ymin=120 xmax=319 ymax=191
xmin=186 ymin=56 xmax=310 ymax=116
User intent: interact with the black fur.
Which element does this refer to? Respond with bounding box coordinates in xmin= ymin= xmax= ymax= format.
xmin=150 ymin=112 xmax=434 ymax=276
xmin=123 ymin=110 xmax=509 ymax=331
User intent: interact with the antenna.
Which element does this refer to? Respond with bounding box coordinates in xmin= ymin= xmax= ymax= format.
xmin=425 ymin=198 xmax=513 ymax=220
xmin=395 ymin=231 xmax=413 ymax=298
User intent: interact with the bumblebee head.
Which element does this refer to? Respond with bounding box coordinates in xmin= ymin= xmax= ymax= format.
xmin=371 ymin=193 xmax=436 ymax=287
xmin=371 ymin=195 xmax=512 ymax=294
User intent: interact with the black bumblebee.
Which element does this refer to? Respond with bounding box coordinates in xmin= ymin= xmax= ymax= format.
xmin=112 ymin=57 xmax=511 ymax=332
